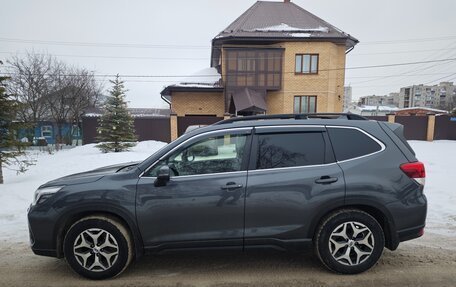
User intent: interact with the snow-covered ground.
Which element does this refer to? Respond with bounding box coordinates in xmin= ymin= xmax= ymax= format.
xmin=409 ymin=141 xmax=456 ymax=236
xmin=0 ymin=140 xmax=455 ymax=242
xmin=0 ymin=141 xmax=167 ymax=241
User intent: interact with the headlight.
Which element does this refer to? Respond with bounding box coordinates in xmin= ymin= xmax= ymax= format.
xmin=32 ymin=186 xmax=64 ymax=206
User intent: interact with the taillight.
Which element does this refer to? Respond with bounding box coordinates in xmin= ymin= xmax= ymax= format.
xmin=400 ymin=161 xmax=426 ymax=186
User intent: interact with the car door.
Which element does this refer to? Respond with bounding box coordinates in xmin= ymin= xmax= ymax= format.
xmin=244 ymin=125 xmax=345 ymax=247
xmin=136 ymin=128 xmax=252 ymax=250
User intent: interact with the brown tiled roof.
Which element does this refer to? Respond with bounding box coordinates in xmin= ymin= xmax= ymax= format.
xmin=214 ymin=1 xmax=358 ymax=47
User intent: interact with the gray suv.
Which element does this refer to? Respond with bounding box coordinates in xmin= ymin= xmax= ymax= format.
xmin=28 ymin=114 xmax=427 ymax=279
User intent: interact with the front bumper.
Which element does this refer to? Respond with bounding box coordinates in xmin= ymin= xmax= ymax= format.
xmin=28 ymin=204 xmax=61 ymax=258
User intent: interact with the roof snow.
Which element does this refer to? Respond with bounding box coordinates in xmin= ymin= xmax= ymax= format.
xmin=84 ymin=108 xmax=170 ymax=118
xmin=397 ymin=107 xmax=449 ymax=113
xmin=249 ymin=23 xmax=329 ymax=33
xmin=357 ymin=105 xmax=399 ymax=112
xmin=173 ymin=67 xmax=221 ymax=88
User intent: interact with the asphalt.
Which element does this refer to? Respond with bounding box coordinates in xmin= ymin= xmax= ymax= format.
xmin=0 ymin=232 xmax=455 ymax=287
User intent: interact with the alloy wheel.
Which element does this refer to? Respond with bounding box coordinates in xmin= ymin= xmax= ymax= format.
xmin=73 ymin=228 xmax=119 ymax=272
xmin=328 ymin=221 xmax=375 ymax=266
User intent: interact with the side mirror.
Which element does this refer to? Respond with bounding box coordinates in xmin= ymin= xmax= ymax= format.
xmin=154 ymin=165 xmax=170 ymax=187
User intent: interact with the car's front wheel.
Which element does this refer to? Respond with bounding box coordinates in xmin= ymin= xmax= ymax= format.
xmin=315 ymin=209 xmax=385 ymax=274
xmin=63 ymin=215 xmax=133 ymax=280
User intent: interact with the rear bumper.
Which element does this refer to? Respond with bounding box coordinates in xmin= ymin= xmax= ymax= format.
xmin=386 ymin=193 xmax=427 ymax=250
xmin=397 ymin=225 xmax=425 ymax=242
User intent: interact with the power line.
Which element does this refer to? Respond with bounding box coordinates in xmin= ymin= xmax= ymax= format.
xmin=349 ymin=47 xmax=456 ymax=56
xmin=2 ymin=34 xmax=456 ymax=49
xmin=422 ymin=72 xmax=456 ymax=85
xmin=0 ymin=51 xmax=207 ymax=61
xmin=349 ymin=40 xmax=456 ymax=85
xmin=359 ymin=35 xmax=456 ymax=45
xmin=2 ymin=45 xmax=456 ymax=61
xmin=0 ymin=37 xmax=210 ymax=49
xmin=109 ymin=72 xmax=456 ymax=83
xmin=2 ymin=57 xmax=456 ymax=78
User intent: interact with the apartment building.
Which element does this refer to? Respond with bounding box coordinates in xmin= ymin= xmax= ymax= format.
xmin=358 ymin=93 xmax=398 ymax=107
xmin=344 ymin=86 xmax=352 ymax=110
xmin=398 ymin=82 xmax=455 ymax=110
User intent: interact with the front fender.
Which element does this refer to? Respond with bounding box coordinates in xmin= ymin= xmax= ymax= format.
xmin=54 ymin=203 xmax=144 ymax=259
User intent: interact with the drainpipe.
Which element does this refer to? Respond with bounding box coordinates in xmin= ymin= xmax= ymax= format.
xmin=161 ymin=94 xmax=171 ymax=108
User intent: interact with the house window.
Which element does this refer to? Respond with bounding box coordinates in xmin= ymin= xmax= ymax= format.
xmin=41 ymin=125 xmax=53 ymax=137
xmin=294 ymin=96 xmax=317 ymax=113
xmin=295 ymin=54 xmax=319 ymax=74
xmin=225 ymin=49 xmax=283 ymax=89
xmin=71 ymin=125 xmax=81 ymax=137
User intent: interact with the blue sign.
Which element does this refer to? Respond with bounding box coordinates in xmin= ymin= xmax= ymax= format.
xmin=451 ymin=117 xmax=456 ymax=122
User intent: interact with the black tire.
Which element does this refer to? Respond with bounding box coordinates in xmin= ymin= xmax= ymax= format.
xmin=315 ymin=209 xmax=385 ymax=274
xmin=63 ymin=215 xmax=133 ymax=280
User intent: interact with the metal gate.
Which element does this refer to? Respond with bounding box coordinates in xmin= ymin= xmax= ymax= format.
xmin=395 ymin=116 xmax=428 ymax=140
xmin=177 ymin=115 xmax=223 ymax=136
xmin=434 ymin=116 xmax=456 ymax=140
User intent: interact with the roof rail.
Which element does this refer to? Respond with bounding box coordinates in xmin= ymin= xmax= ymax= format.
xmin=214 ymin=113 xmax=368 ymax=125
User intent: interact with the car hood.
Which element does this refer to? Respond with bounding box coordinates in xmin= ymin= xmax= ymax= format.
xmin=41 ymin=161 xmax=142 ymax=187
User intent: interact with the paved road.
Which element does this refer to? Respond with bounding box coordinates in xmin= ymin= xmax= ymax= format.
xmin=0 ymin=233 xmax=455 ymax=287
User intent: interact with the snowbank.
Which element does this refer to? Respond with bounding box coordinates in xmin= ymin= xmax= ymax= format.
xmin=0 ymin=140 xmax=454 ymax=243
xmin=409 ymin=141 xmax=456 ymax=236
xmin=0 ymin=141 xmax=166 ymax=241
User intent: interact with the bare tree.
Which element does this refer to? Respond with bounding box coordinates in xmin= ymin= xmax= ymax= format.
xmin=66 ymin=68 xmax=103 ymax=144
xmin=7 ymin=53 xmax=53 ymax=125
xmin=46 ymin=65 xmax=102 ymax=147
xmin=7 ymin=52 xmax=103 ymax=147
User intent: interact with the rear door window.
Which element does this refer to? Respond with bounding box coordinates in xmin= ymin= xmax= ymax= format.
xmin=256 ymin=132 xmax=326 ymax=169
xmin=327 ymin=127 xmax=383 ymax=161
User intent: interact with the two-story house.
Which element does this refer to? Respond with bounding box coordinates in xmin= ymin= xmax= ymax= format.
xmin=161 ymin=0 xmax=358 ymax=140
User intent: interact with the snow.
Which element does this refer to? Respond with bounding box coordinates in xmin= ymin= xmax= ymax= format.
xmin=174 ymin=67 xmax=221 ymax=88
xmin=358 ymin=105 xmax=399 ymax=112
xmin=84 ymin=108 xmax=170 ymax=118
xmin=288 ymin=33 xmax=312 ymax=38
xmin=0 ymin=140 xmax=455 ymax=242
xmin=397 ymin=107 xmax=449 ymax=114
xmin=409 ymin=141 xmax=456 ymax=236
xmin=249 ymin=23 xmax=329 ymax=33
xmin=0 ymin=141 xmax=167 ymax=242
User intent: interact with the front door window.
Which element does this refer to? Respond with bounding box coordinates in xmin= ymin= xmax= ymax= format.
xmin=146 ymin=133 xmax=247 ymax=177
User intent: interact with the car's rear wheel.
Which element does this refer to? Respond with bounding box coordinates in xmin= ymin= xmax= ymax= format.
xmin=63 ymin=215 xmax=133 ymax=280
xmin=315 ymin=209 xmax=385 ymax=274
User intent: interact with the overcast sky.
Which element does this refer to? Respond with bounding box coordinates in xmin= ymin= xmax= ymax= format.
xmin=1 ymin=0 xmax=456 ymax=108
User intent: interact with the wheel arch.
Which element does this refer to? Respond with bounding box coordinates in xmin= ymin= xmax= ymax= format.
xmin=55 ymin=206 xmax=144 ymax=259
xmin=310 ymin=202 xmax=399 ymax=250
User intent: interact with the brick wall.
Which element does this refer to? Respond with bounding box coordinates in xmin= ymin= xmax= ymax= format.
xmin=221 ymin=41 xmax=346 ymax=114
xmin=277 ymin=41 xmax=345 ymax=114
xmin=171 ymin=91 xmax=225 ymax=117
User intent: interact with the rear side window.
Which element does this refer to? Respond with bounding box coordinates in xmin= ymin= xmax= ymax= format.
xmin=256 ymin=132 xmax=325 ymax=169
xmin=327 ymin=127 xmax=382 ymax=161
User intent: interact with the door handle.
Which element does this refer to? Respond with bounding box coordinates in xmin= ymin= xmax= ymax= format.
xmin=220 ymin=182 xmax=243 ymax=191
xmin=315 ymin=176 xmax=338 ymax=185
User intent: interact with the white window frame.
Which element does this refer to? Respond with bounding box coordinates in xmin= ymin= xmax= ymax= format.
xmin=41 ymin=125 xmax=53 ymax=138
